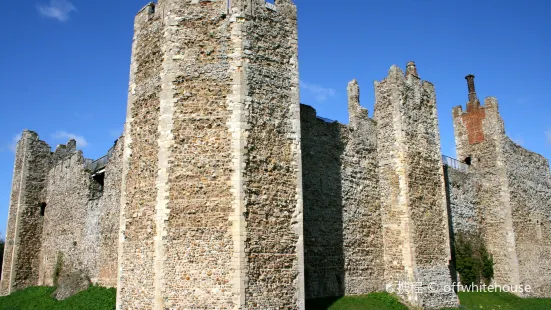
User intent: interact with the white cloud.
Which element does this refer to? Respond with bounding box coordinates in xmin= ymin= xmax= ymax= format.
xmin=300 ymin=80 xmax=336 ymax=103
xmin=546 ymin=129 xmax=551 ymax=145
xmin=52 ymin=131 xmax=88 ymax=147
xmin=8 ymin=133 xmax=22 ymax=153
xmin=37 ymin=0 xmax=77 ymax=22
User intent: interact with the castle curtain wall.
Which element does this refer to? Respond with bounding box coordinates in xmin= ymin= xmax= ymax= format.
xmin=502 ymin=138 xmax=551 ymax=296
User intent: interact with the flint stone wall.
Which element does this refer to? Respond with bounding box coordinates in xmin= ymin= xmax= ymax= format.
xmin=302 ymin=94 xmax=384 ymax=299
xmin=444 ymin=167 xmax=480 ymax=235
xmin=503 ymin=138 xmax=551 ymax=296
xmin=0 ymin=131 xmax=50 ymax=295
xmin=38 ymin=139 xmax=123 ymax=287
xmin=117 ymin=1 xmax=303 ymax=309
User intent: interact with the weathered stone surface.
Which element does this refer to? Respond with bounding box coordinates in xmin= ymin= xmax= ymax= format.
xmin=117 ymin=1 xmax=303 ymax=309
xmin=302 ymin=79 xmax=383 ymax=299
xmin=52 ymin=270 xmax=91 ymax=301
xmin=444 ymin=167 xmax=480 ymax=235
xmin=374 ymin=64 xmax=459 ymax=309
xmin=0 ymin=133 xmax=122 ymax=296
xmin=452 ymin=75 xmax=551 ymax=297
xmin=0 ymin=131 xmax=51 ymax=295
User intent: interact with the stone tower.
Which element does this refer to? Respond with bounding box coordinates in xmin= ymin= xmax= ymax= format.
xmin=452 ymin=75 xmax=520 ymax=289
xmin=374 ymin=63 xmax=459 ymax=309
xmin=116 ymin=0 xmax=304 ymax=309
xmin=0 ymin=131 xmax=51 ymax=295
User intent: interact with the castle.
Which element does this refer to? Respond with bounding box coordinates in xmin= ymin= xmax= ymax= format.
xmin=1 ymin=1 xmax=550 ymax=309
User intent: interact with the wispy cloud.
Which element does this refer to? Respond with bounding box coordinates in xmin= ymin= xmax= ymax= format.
xmin=546 ymin=129 xmax=551 ymax=145
xmin=37 ymin=0 xmax=77 ymax=22
xmin=8 ymin=133 xmax=22 ymax=153
xmin=52 ymin=131 xmax=88 ymax=147
xmin=300 ymin=80 xmax=336 ymax=103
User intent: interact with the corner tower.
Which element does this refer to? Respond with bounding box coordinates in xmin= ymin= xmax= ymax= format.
xmin=374 ymin=62 xmax=459 ymax=309
xmin=117 ymin=0 xmax=303 ymax=309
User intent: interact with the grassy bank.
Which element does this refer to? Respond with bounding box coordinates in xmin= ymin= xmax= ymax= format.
xmin=2 ymin=286 xmax=551 ymax=309
xmin=307 ymin=291 xmax=551 ymax=309
xmin=0 ymin=286 xmax=115 ymax=310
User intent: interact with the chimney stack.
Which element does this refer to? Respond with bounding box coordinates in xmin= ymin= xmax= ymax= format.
xmin=406 ymin=61 xmax=418 ymax=77
xmin=465 ymin=74 xmax=479 ymax=104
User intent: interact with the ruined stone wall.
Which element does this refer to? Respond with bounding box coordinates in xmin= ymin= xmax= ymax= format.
xmin=38 ymin=139 xmax=122 ymax=288
xmin=0 ymin=131 xmax=51 ymax=295
xmin=374 ymin=63 xmax=458 ymax=309
xmin=502 ymin=138 xmax=551 ymax=296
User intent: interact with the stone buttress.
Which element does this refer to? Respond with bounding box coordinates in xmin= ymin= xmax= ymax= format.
xmin=374 ymin=63 xmax=459 ymax=309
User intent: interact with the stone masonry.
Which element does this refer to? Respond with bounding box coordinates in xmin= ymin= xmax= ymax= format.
xmin=453 ymin=75 xmax=551 ymax=296
xmin=0 ymin=132 xmax=122 ymax=295
xmin=117 ymin=1 xmax=303 ymax=309
xmin=1 ymin=1 xmax=551 ymax=309
xmin=373 ymin=64 xmax=458 ymax=309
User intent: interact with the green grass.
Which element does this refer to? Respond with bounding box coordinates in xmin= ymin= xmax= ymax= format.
xmin=3 ymin=287 xmax=551 ymax=310
xmin=306 ymin=292 xmax=409 ymax=310
xmin=443 ymin=291 xmax=551 ymax=310
xmin=308 ymin=291 xmax=551 ymax=309
xmin=0 ymin=286 xmax=116 ymax=310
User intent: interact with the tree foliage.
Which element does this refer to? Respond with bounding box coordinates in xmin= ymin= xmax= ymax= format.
xmin=455 ymin=232 xmax=494 ymax=287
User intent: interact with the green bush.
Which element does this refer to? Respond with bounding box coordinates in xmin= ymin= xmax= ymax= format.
xmin=455 ymin=232 xmax=494 ymax=287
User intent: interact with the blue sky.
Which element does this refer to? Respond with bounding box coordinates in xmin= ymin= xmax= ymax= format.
xmin=0 ymin=0 xmax=550 ymax=237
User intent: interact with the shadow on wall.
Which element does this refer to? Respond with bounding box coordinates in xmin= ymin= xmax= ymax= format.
xmin=443 ymin=165 xmax=459 ymax=289
xmin=301 ymin=105 xmax=346 ymax=300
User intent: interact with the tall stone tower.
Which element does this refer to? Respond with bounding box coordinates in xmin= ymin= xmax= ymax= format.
xmin=452 ymin=76 xmax=521 ymax=289
xmin=374 ymin=63 xmax=459 ymax=309
xmin=116 ymin=0 xmax=304 ymax=309
xmin=0 ymin=131 xmax=51 ymax=295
